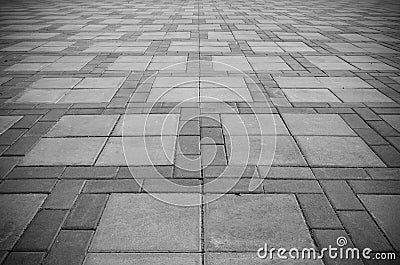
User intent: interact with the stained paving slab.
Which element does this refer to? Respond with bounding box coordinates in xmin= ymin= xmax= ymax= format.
xmin=0 ymin=0 xmax=400 ymax=264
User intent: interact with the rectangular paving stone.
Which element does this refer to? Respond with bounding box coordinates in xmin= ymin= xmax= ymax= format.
xmin=0 ymin=116 xmax=22 ymax=135
xmin=5 ymin=166 xmax=64 ymax=179
xmin=43 ymin=230 xmax=93 ymax=265
xmin=30 ymin=78 xmax=81 ymax=89
xmin=297 ymin=194 xmax=342 ymax=229
xmin=332 ymin=89 xmax=393 ymax=103
xmin=75 ymin=77 xmax=125 ymax=89
xmin=96 ymin=136 xmax=176 ymax=166
xmin=14 ymin=209 xmax=67 ymax=251
xmin=2 ymin=252 xmax=45 ymax=265
xmin=296 ymin=136 xmax=385 ymax=167
xmin=58 ymin=89 xmax=117 ymax=103
xmin=360 ymin=195 xmax=400 ymax=251
xmin=112 ymin=114 xmax=179 ymax=136
xmin=348 ymin=180 xmax=400 ymax=194
xmin=43 ymin=180 xmax=85 ymax=209
xmin=0 ymin=194 xmax=46 ymax=250
xmin=84 ymin=253 xmax=201 ymax=265
xmin=83 ymin=179 xmax=141 ymax=193
xmin=263 ymin=179 xmax=322 ymax=193
xmin=312 ymin=168 xmax=370 ymax=180
xmin=90 ymin=193 xmax=200 ymax=251
xmin=338 ymin=211 xmax=393 ymax=251
xmin=23 ymin=137 xmax=107 ymax=166
xmin=283 ymin=89 xmax=340 ymax=103
xmin=227 ymin=136 xmax=307 ymax=166
xmin=0 ymin=179 xmax=57 ymax=193
xmin=221 ymin=114 xmax=288 ymax=135
xmin=283 ymin=114 xmax=356 ymax=135
xmin=64 ymin=194 xmax=108 ymax=229
xmin=62 ymin=166 xmax=117 ymax=179
xmin=206 ymin=252 xmax=323 ymax=264
xmin=46 ymin=115 xmax=119 ymax=137
xmin=258 ymin=166 xmax=315 ymax=179
xmin=320 ymin=180 xmax=364 ymax=210
xmin=10 ymin=89 xmax=69 ymax=104
xmin=204 ymin=194 xmax=315 ymax=251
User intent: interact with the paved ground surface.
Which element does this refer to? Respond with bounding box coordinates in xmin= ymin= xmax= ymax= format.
xmin=0 ymin=0 xmax=400 ymax=264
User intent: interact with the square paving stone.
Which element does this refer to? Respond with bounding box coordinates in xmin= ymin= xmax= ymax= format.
xmin=84 ymin=253 xmax=201 ymax=265
xmin=283 ymin=89 xmax=340 ymax=102
xmin=75 ymin=77 xmax=125 ymax=89
xmin=296 ymin=136 xmax=385 ymax=167
xmin=30 ymin=78 xmax=81 ymax=89
xmin=0 ymin=116 xmax=22 ymax=135
xmin=58 ymin=89 xmax=117 ymax=103
xmin=0 ymin=194 xmax=46 ymax=250
xmin=96 ymin=136 xmax=176 ymax=166
xmin=23 ymin=138 xmax=107 ymax=166
xmin=221 ymin=114 xmax=288 ymax=135
xmin=332 ymin=89 xmax=393 ymax=102
xmin=11 ymin=89 xmax=69 ymax=103
xmin=90 ymin=193 xmax=201 ymax=251
xmin=283 ymin=114 xmax=356 ymax=135
xmin=359 ymin=195 xmax=400 ymax=251
xmin=204 ymin=194 xmax=314 ymax=251
xmin=113 ymin=114 xmax=179 ymax=136
xmin=46 ymin=115 xmax=119 ymax=137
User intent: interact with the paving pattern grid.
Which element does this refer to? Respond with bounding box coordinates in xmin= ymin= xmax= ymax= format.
xmin=0 ymin=0 xmax=400 ymax=264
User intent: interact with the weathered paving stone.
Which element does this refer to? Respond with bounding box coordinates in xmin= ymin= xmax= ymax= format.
xmin=14 ymin=210 xmax=67 ymax=251
xmin=0 ymin=194 xmax=46 ymax=250
xmin=296 ymin=136 xmax=385 ymax=167
xmin=46 ymin=115 xmax=119 ymax=137
xmin=43 ymin=180 xmax=85 ymax=209
xmin=297 ymin=194 xmax=342 ymax=229
xmin=5 ymin=166 xmax=64 ymax=179
xmin=359 ymin=195 xmax=400 ymax=251
xmin=62 ymin=166 xmax=117 ymax=179
xmin=0 ymin=116 xmax=22 ymax=135
xmin=283 ymin=114 xmax=356 ymax=136
xmin=204 ymin=194 xmax=315 ymax=251
xmin=312 ymin=168 xmax=370 ymax=180
xmin=205 ymin=252 xmax=324 ymax=265
xmin=64 ymin=194 xmax=108 ymax=229
xmin=2 ymin=252 xmax=45 ymax=265
xmin=90 ymin=193 xmax=200 ymax=251
xmin=348 ymin=180 xmax=400 ymax=194
xmin=320 ymin=180 xmax=364 ymax=210
xmin=22 ymin=138 xmax=107 ymax=166
xmin=42 ymin=230 xmax=93 ymax=265
xmin=84 ymin=253 xmax=201 ymax=265
xmin=227 ymin=136 xmax=307 ymax=166
xmin=0 ymin=179 xmax=57 ymax=193
xmin=96 ymin=136 xmax=176 ymax=166
xmin=83 ymin=179 xmax=141 ymax=193
xmin=338 ymin=211 xmax=393 ymax=251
